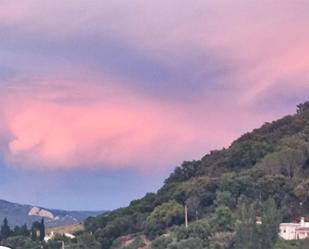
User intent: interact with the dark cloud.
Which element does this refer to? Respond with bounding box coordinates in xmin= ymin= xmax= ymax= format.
xmin=0 ymin=25 xmax=235 ymax=101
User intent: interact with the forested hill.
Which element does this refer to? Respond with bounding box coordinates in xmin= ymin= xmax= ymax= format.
xmin=166 ymin=102 xmax=309 ymax=182
xmin=75 ymin=103 xmax=309 ymax=248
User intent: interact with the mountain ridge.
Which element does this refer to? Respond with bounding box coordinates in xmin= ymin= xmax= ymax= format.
xmin=0 ymin=199 xmax=104 ymax=228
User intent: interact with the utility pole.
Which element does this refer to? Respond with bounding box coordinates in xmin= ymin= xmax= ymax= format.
xmin=62 ymin=241 xmax=65 ymax=249
xmin=185 ymin=204 xmax=188 ymax=228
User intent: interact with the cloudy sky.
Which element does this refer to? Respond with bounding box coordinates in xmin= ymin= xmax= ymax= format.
xmin=0 ymin=0 xmax=309 ymax=210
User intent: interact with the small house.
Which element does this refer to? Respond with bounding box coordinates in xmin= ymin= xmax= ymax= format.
xmin=280 ymin=217 xmax=309 ymax=240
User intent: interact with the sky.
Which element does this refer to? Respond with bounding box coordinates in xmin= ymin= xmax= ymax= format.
xmin=1 ymin=0 xmax=309 ymax=210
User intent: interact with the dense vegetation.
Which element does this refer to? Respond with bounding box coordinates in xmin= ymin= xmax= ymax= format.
xmin=76 ymin=102 xmax=309 ymax=249
xmin=2 ymin=103 xmax=309 ymax=249
xmin=83 ymin=103 xmax=309 ymax=249
xmin=0 ymin=217 xmax=46 ymax=249
xmin=0 ymin=217 xmax=100 ymax=249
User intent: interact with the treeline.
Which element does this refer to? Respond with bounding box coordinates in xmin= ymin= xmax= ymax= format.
xmin=0 ymin=217 xmax=100 ymax=249
xmin=84 ymin=173 xmax=304 ymax=249
xmin=0 ymin=217 xmax=45 ymax=241
xmin=0 ymin=217 xmax=47 ymax=249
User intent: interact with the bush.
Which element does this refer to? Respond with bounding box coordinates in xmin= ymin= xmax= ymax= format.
xmin=146 ymin=200 xmax=184 ymax=238
xmin=210 ymin=206 xmax=234 ymax=232
xmin=151 ymin=235 xmax=173 ymax=249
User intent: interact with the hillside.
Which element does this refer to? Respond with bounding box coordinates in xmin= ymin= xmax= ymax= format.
xmin=2 ymin=103 xmax=309 ymax=249
xmin=80 ymin=103 xmax=309 ymax=249
xmin=46 ymin=223 xmax=84 ymax=235
xmin=0 ymin=199 xmax=103 ymax=228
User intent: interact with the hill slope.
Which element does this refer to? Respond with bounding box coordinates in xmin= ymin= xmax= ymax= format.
xmin=60 ymin=103 xmax=309 ymax=248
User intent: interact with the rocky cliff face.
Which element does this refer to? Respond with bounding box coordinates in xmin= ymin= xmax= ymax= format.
xmin=28 ymin=207 xmax=55 ymax=220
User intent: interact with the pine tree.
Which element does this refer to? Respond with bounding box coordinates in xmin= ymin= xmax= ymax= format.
xmin=1 ymin=217 xmax=11 ymax=239
xmin=234 ymin=203 xmax=257 ymax=249
xmin=31 ymin=227 xmax=37 ymax=241
xmin=260 ymin=199 xmax=281 ymax=249
xmin=13 ymin=225 xmax=20 ymax=236
xmin=31 ymin=221 xmax=40 ymax=241
xmin=39 ymin=218 xmax=45 ymax=241
xmin=235 ymin=199 xmax=281 ymax=249
xmin=20 ymin=224 xmax=30 ymax=236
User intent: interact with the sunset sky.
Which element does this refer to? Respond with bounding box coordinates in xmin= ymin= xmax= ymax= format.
xmin=1 ymin=0 xmax=309 ymax=210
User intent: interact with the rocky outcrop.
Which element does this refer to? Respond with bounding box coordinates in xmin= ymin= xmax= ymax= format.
xmin=28 ymin=207 xmax=55 ymax=220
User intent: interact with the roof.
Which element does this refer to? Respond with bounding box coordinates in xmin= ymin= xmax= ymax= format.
xmin=296 ymin=227 xmax=309 ymax=231
xmin=0 ymin=246 xmax=12 ymax=249
xmin=280 ymin=223 xmax=300 ymax=226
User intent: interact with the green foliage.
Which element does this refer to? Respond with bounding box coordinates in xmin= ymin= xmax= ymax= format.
xmin=210 ymin=206 xmax=234 ymax=232
xmin=297 ymin=101 xmax=309 ymax=114
xmin=94 ymin=215 xmax=136 ymax=248
xmin=294 ymin=179 xmax=309 ymax=202
xmin=168 ymin=238 xmax=205 ymax=249
xmin=130 ymin=193 xmax=158 ymax=213
xmin=151 ymin=233 xmax=207 ymax=249
xmin=234 ymin=202 xmax=257 ymax=249
xmin=31 ymin=220 xmax=45 ymax=241
xmin=235 ymin=198 xmax=281 ymax=249
xmin=165 ymin=161 xmax=200 ymax=184
xmin=39 ymin=218 xmax=45 ymax=241
xmin=0 ymin=218 xmax=12 ymax=239
xmin=1 ymin=235 xmax=42 ymax=249
xmin=46 ymin=233 xmax=101 ymax=249
xmin=215 ymin=191 xmax=234 ymax=208
xmin=13 ymin=224 xmax=30 ymax=237
xmin=175 ymin=219 xmax=210 ymax=241
xmin=274 ymin=239 xmax=309 ymax=249
xmin=259 ymin=199 xmax=282 ymax=249
xmin=146 ymin=200 xmax=184 ymax=238
xmin=151 ymin=235 xmax=173 ymax=249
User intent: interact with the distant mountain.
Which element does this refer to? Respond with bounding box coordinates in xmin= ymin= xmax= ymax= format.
xmin=0 ymin=199 xmax=104 ymax=228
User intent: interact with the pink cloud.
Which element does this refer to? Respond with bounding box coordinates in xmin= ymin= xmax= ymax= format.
xmin=1 ymin=0 xmax=309 ymax=171
xmin=0 ymin=74 xmax=270 ymax=171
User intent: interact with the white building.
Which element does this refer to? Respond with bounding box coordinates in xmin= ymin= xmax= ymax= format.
xmin=44 ymin=231 xmax=55 ymax=242
xmin=280 ymin=217 xmax=309 ymax=240
xmin=64 ymin=233 xmax=76 ymax=239
xmin=0 ymin=246 xmax=12 ymax=249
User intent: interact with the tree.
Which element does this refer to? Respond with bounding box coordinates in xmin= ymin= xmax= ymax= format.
xmin=185 ymin=197 xmax=200 ymax=221
xmin=210 ymin=206 xmax=234 ymax=232
xmin=13 ymin=224 xmax=30 ymax=237
xmin=259 ymin=199 xmax=281 ymax=249
xmin=234 ymin=202 xmax=259 ymax=249
xmin=31 ymin=221 xmax=40 ymax=241
xmin=274 ymin=239 xmax=309 ymax=249
xmin=215 ymin=191 xmax=234 ymax=208
xmin=39 ymin=218 xmax=45 ymax=241
xmin=31 ymin=227 xmax=37 ymax=241
xmin=146 ymin=200 xmax=184 ymax=238
xmin=1 ymin=235 xmax=43 ymax=249
xmin=1 ymin=217 xmax=12 ymax=239
xmin=20 ymin=224 xmax=30 ymax=237
xmin=235 ymin=199 xmax=281 ymax=249
xmin=295 ymin=179 xmax=309 ymax=203
xmin=169 ymin=238 xmax=204 ymax=249
xmin=297 ymin=102 xmax=309 ymax=114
